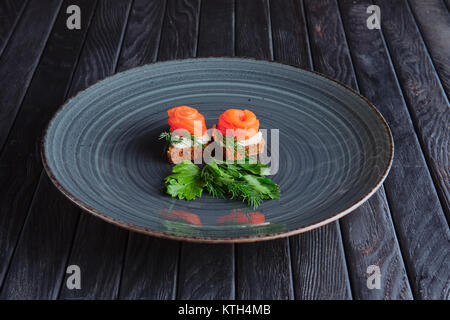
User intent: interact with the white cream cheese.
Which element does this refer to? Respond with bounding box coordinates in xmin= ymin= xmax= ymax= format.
xmin=172 ymin=133 xmax=210 ymax=148
xmin=218 ymin=131 xmax=263 ymax=147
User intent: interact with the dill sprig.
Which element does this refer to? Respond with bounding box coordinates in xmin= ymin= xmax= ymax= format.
xmin=159 ymin=131 xmax=207 ymax=152
xmin=159 ymin=131 xmax=182 ymax=153
xmin=200 ymin=160 xmax=280 ymax=209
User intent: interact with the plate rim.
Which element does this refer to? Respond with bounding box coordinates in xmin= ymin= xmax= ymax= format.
xmin=41 ymin=57 xmax=394 ymax=243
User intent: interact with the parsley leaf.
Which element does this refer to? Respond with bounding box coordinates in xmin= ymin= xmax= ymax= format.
xmin=164 ymin=160 xmax=205 ymax=200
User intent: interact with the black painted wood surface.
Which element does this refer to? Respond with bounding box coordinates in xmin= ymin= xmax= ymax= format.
xmin=339 ymin=0 xmax=449 ymax=300
xmin=303 ymin=0 xmax=412 ymax=300
xmin=0 ymin=0 xmax=448 ymax=300
xmin=0 ymin=0 xmax=96 ymax=296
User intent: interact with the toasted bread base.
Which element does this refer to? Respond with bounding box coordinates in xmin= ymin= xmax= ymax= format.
xmin=167 ymin=145 xmax=204 ymax=164
xmin=166 ymin=128 xmax=266 ymax=163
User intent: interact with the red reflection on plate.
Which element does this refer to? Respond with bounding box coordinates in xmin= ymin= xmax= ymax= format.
xmin=159 ymin=209 xmax=202 ymax=226
xmin=216 ymin=209 xmax=265 ymax=225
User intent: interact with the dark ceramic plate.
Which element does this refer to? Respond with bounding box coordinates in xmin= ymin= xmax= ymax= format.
xmin=42 ymin=58 xmax=393 ymax=243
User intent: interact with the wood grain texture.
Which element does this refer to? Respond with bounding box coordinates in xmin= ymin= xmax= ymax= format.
xmin=339 ymin=0 xmax=450 ymax=299
xmin=117 ymin=0 xmax=166 ymax=72
xmin=235 ymin=0 xmax=272 ymax=60
xmin=236 ymin=239 xmax=293 ymax=299
xmin=117 ymin=0 xmax=178 ymax=300
xmin=375 ymin=0 xmax=449 ymax=221
xmin=270 ymin=0 xmax=311 ymax=69
xmin=119 ymin=235 xmax=179 ymax=299
xmin=290 ymin=224 xmax=351 ymax=299
xmin=57 ymin=0 xmax=134 ymax=300
xmin=0 ymin=0 xmax=62 ymax=151
xmin=408 ymin=0 xmax=450 ymax=98
xmin=175 ymin=0 xmax=235 ymax=300
xmin=0 ymin=0 xmax=97 ymax=295
xmin=0 ymin=175 xmax=80 ymax=299
xmin=303 ymin=0 xmax=358 ymax=87
xmin=303 ymin=0 xmax=412 ymax=300
xmin=177 ymin=244 xmax=234 ymax=299
xmin=67 ymin=0 xmax=133 ymax=97
xmin=235 ymin=0 xmax=293 ymax=300
xmin=271 ymin=0 xmax=352 ymax=300
xmin=158 ymin=0 xmax=201 ymax=61
xmin=340 ymin=188 xmax=413 ymax=300
xmin=59 ymin=213 xmax=128 ymax=299
xmin=0 ymin=0 xmax=27 ymax=57
xmin=197 ymin=0 xmax=234 ymax=57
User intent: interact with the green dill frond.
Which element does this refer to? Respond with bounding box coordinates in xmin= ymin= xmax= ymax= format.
xmin=159 ymin=131 xmax=183 ymax=153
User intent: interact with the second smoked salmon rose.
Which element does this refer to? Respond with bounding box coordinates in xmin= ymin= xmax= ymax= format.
xmin=217 ymin=109 xmax=259 ymax=140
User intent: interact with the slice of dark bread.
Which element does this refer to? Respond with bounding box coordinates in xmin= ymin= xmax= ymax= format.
xmin=167 ymin=145 xmax=204 ymax=164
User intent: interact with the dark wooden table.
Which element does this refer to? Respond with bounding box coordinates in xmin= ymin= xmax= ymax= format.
xmin=0 ymin=0 xmax=448 ymax=300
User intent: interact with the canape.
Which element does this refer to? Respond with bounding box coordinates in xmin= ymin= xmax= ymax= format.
xmin=212 ymin=109 xmax=265 ymax=161
xmin=162 ymin=106 xmax=210 ymax=164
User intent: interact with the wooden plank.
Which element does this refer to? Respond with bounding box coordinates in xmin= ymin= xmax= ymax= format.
xmin=270 ymin=0 xmax=311 ymax=68
xmin=0 ymin=0 xmax=62 ymax=151
xmin=408 ymin=0 xmax=450 ymax=98
xmin=0 ymin=175 xmax=80 ymax=299
xmin=339 ymin=0 xmax=450 ymax=300
xmin=0 ymin=0 xmax=27 ymax=57
xmin=0 ymin=0 xmax=97 ymax=296
xmin=117 ymin=0 xmax=166 ymax=72
xmin=66 ymin=0 xmax=133 ymax=98
xmin=236 ymin=239 xmax=293 ymax=300
xmin=290 ymin=224 xmax=351 ymax=299
xmin=119 ymin=235 xmax=179 ymax=300
xmin=117 ymin=0 xmax=179 ymax=300
xmin=175 ymin=0 xmax=236 ymax=300
xmin=302 ymin=0 xmax=357 ymax=87
xmin=271 ymin=0 xmax=353 ymax=300
xmin=340 ymin=188 xmax=413 ymax=299
xmin=303 ymin=0 xmax=412 ymax=300
xmin=157 ymin=0 xmax=201 ymax=61
xmin=235 ymin=0 xmax=272 ymax=61
xmin=60 ymin=213 xmax=129 ymax=299
xmin=197 ymin=0 xmax=235 ymax=57
xmin=177 ymin=244 xmax=235 ymax=299
xmin=374 ymin=0 xmax=450 ymax=220
xmin=235 ymin=0 xmax=293 ymax=300
xmin=57 ymin=0 xmax=134 ymax=300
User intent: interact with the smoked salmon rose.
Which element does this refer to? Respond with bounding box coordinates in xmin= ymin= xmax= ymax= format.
xmin=217 ymin=109 xmax=259 ymax=140
xmin=168 ymin=105 xmax=207 ymax=137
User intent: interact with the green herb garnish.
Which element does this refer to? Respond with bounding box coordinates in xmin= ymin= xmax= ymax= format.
xmin=164 ymin=160 xmax=205 ymax=200
xmin=163 ymin=159 xmax=280 ymax=208
xmin=201 ymin=160 xmax=280 ymax=208
xmin=159 ymin=131 xmax=206 ymax=152
xmin=159 ymin=131 xmax=182 ymax=153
